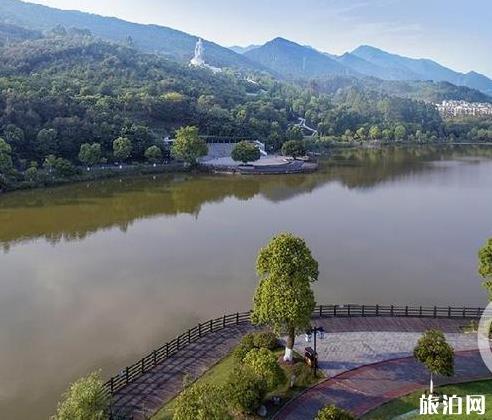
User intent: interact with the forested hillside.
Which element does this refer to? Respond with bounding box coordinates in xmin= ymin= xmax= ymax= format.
xmin=0 ymin=28 xmax=490 ymax=191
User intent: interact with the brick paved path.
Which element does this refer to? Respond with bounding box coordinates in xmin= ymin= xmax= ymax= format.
xmin=276 ymin=350 xmax=491 ymax=419
xmin=111 ymin=323 xmax=258 ymax=419
xmin=296 ymin=318 xmax=478 ymax=378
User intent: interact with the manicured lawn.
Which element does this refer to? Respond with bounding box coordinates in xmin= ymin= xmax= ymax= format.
xmin=363 ymin=380 xmax=492 ymax=419
xmin=152 ymin=348 xmax=319 ymax=419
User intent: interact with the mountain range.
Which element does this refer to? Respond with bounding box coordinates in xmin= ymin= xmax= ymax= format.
xmin=241 ymin=38 xmax=492 ymax=96
xmin=1 ymin=0 xmax=491 ymax=97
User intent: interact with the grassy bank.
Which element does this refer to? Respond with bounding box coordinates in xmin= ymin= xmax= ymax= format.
xmin=363 ymin=379 xmax=492 ymax=419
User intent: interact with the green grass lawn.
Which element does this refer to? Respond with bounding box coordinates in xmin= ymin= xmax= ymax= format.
xmin=363 ymin=380 xmax=492 ymax=419
xmin=152 ymin=348 xmax=319 ymax=419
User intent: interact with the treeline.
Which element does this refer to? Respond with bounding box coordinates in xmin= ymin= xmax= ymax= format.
xmin=0 ymin=30 xmax=491 ymax=190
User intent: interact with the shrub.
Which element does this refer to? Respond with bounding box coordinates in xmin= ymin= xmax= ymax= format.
xmin=315 ymin=405 xmax=355 ymax=420
xmin=226 ymin=367 xmax=267 ymax=414
xmin=53 ymin=371 xmax=109 ymax=420
xmin=233 ymin=333 xmax=256 ymax=362
xmin=173 ymin=382 xmax=230 ymax=420
xmin=253 ymin=331 xmax=278 ymax=350
xmin=243 ymin=348 xmax=286 ymax=390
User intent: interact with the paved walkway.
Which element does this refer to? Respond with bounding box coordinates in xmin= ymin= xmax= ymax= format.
xmin=111 ymin=323 xmax=258 ymax=419
xmin=296 ymin=318 xmax=478 ymax=378
xmin=276 ymin=350 xmax=491 ymax=419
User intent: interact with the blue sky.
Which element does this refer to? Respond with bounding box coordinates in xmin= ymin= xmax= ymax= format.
xmin=29 ymin=0 xmax=492 ymax=77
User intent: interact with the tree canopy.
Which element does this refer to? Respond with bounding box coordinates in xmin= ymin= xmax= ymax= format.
xmin=281 ymin=140 xmax=306 ymax=158
xmin=53 ymin=371 xmax=109 ymax=420
xmin=479 ymin=237 xmax=492 ymax=298
xmin=252 ymin=233 xmax=318 ymax=361
xmin=171 ymin=126 xmax=208 ymax=166
xmin=173 ymin=383 xmax=230 ymax=420
xmin=315 ymin=405 xmax=355 ymax=420
xmin=414 ymin=329 xmax=454 ymax=393
xmin=231 ymin=141 xmax=261 ymax=164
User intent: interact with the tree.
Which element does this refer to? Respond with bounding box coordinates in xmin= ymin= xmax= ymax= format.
xmin=53 ymin=158 xmax=77 ymax=177
xmin=281 ymin=140 xmax=306 ymax=159
xmin=394 ymin=124 xmax=407 ymax=140
xmin=231 ymin=141 xmax=261 ymax=165
xmin=0 ymin=138 xmax=13 ymax=173
xmin=53 ymin=371 xmax=109 ymax=420
xmin=226 ymin=367 xmax=267 ymax=414
xmin=252 ymin=233 xmax=319 ymax=361
xmin=242 ymin=348 xmax=285 ymax=389
xmin=355 ymin=127 xmax=366 ymax=141
xmin=113 ymin=137 xmax=132 ymax=163
xmin=315 ymin=405 xmax=354 ymax=420
xmin=78 ymin=143 xmax=101 ymax=167
xmin=144 ymin=145 xmax=162 ymax=163
xmin=286 ymin=126 xmax=304 ymax=141
xmin=43 ymin=155 xmax=57 ymax=173
xmin=369 ymin=125 xmax=381 ymax=140
xmin=479 ymin=238 xmax=492 ymax=299
xmin=34 ymin=128 xmax=58 ymax=160
xmin=171 ymin=126 xmax=208 ymax=166
xmin=173 ymin=383 xmax=230 ymax=420
xmin=413 ymin=329 xmax=454 ymax=394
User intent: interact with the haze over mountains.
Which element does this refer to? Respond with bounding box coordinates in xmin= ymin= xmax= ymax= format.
xmin=1 ymin=0 xmax=491 ymax=97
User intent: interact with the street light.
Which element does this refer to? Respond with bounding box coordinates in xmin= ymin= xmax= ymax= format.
xmin=305 ymin=326 xmax=324 ymax=376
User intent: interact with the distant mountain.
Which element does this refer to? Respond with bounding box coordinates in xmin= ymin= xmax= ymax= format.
xmin=0 ymin=21 xmax=41 ymax=43
xmin=350 ymin=45 xmax=492 ymax=96
xmin=0 ymin=0 xmax=264 ymax=72
xmin=229 ymin=44 xmax=260 ymax=54
xmin=244 ymin=37 xmax=355 ymax=79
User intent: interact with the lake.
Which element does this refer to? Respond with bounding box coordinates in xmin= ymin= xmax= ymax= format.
xmin=1 ymin=145 xmax=491 ymax=419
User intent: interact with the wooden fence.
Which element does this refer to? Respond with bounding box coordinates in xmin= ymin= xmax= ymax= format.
xmin=104 ymin=304 xmax=484 ymax=396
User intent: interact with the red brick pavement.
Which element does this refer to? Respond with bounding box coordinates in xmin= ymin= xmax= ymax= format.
xmin=276 ymin=350 xmax=492 ymax=420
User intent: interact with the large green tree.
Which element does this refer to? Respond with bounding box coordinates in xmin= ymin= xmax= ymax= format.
xmin=113 ymin=137 xmax=132 ymax=163
xmin=53 ymin=371 xmax=109 ymax=420
xmin=78 ymin=143 xmax=101 ymax=167
xmin=252 ymin=233 xmax=319 ymax=361
xmin=413 ymin=329 xmax=454 ymax=394
xmin=171 ymin=126 xmax=208 ymax=166
xmin=144 ymin=145 xmax=162 ymax=163
xmin=281 ymin=140 xmax=306 ymax=159
xmin=231 ymin=141 xmax=261 ymax=165
xmin=479 ymin=238 xmax=492 ymax=298
xmin=173 ymin=383 xmax=230 ymax=420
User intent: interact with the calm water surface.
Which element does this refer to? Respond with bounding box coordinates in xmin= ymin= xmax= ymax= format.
xmin=1 ymin=146 xmax=492 ymax=419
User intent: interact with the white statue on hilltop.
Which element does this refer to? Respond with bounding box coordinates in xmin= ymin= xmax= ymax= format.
xmin=190 ymin=38 xmax=205 ymax=67
xmin=190 ymin=38 xmax=222 ymax=73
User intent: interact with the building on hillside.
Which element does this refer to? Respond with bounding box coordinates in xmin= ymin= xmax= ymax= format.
xmin=436 ymin=100 xmax=492 ymax=117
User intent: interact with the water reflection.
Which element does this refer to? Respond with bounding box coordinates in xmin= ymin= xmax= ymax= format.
xmin=2 ymin=145 xmax=490 ymax=251
xmin=0 ymin=145 xmax=491 ymax=419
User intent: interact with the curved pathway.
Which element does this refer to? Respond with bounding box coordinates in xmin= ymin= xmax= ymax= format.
xmin=111 ymin=316 xmax=481 ymax=419
xmin=111 ymin=323 xmax=258 ymax=419
xmin=276 ymin=350 xmax=491 ymax=419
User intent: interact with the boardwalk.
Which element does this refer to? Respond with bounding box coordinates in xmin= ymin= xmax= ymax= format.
xmin=111 ymin=323 xmax=258 ymax=419
xmin=276 ymin=350 xmax=491 ymax=419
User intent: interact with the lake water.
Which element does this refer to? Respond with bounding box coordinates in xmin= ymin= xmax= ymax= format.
xmin=1 ymin=145 xmax=491 ymax=419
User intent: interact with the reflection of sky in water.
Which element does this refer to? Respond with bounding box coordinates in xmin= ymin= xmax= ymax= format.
xmin=0 ymin=147 xmax=492 ymax=419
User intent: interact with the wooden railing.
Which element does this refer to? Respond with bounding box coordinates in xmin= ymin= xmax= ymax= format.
xmin=104 ymin=304 xmax=484 ymax=396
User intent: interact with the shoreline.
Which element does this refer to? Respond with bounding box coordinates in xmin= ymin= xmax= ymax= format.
xmin=1 ymin=142 xmax=491 ymax=195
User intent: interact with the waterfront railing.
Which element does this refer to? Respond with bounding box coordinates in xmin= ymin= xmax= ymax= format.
xmin=104 ymin=304 xmax=484 ymax=396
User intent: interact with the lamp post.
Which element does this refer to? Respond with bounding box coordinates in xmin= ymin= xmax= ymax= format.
xmin=309 ymin=326 xmax=324 ymax=376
